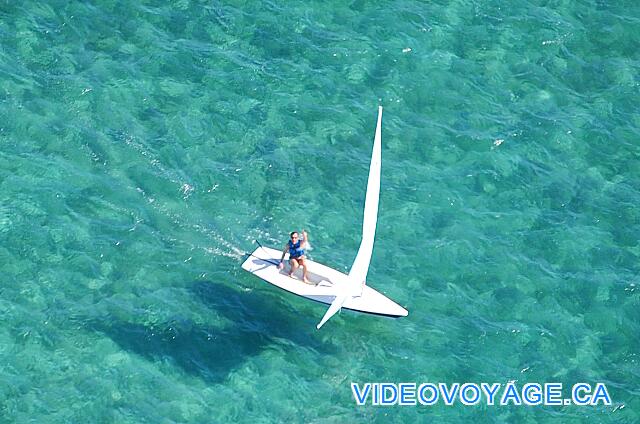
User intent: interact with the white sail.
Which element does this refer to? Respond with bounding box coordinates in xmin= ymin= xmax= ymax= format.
xmin=316 ymin=294 xmax=348 ymax=329
xmin=348 ymin=106 xmax=382 ymax=286
xmin=314 ymin=107 xmax=383 ymax=329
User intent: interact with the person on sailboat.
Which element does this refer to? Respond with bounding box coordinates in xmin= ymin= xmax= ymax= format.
xmin=278 ymin=230 xmax=310 ymax=283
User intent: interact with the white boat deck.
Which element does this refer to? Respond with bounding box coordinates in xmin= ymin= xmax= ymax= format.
xmin=242 ymin=246 xmax=408 ymax=318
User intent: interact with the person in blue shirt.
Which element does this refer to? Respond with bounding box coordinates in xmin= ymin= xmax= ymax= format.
xmin=278 ymin=230 xmax=310 ymax=283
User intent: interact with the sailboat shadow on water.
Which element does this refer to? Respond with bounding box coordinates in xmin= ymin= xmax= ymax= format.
xmin=91 ymin=281 xmax=335 ymax=384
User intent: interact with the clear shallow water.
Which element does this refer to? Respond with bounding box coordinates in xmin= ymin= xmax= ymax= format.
xmin=1 ymin=0 xmax=638 ymax=422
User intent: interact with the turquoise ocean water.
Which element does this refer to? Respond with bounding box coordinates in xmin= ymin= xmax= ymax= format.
xmin=1 ymin=0 xmax=639 ymax=422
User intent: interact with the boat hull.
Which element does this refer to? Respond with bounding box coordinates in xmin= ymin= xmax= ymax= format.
xmin=241 ymin=246 xmax=408 ymax=318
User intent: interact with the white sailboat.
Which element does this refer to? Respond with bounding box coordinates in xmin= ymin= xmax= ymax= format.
xmin=241 ymin=106 xmax=408 ymax=329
